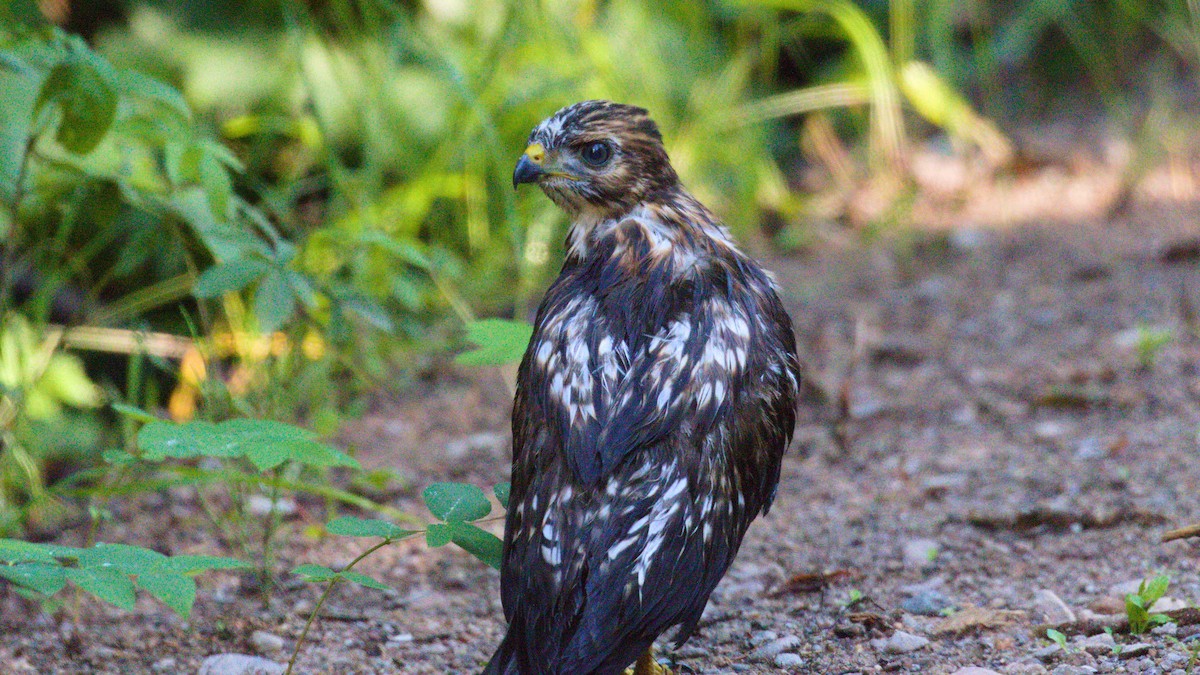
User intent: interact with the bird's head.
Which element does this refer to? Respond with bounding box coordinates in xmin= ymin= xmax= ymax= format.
xmin=513 ymin=100 xmax=679 ymax=220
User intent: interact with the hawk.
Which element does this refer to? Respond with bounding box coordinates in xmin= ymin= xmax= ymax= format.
xmin=484 ymin=101 xmax=800 ymax=675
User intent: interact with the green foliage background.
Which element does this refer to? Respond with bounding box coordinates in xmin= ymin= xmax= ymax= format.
xmin=2 ymin=0 xmax=1200 ymax=535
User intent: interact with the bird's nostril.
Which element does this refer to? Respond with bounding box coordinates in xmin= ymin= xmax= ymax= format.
xmin=524 ymin=143 xmax=546 ymax=164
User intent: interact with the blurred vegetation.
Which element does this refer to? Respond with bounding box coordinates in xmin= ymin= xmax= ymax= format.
xmin=2 ymin=0 xmax=1200 ymax=540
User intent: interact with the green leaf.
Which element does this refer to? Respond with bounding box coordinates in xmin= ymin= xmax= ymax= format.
xmin=292 ymin=564 xmax=337 ymax=582
xmin=326 ymin=517 xmax=416 ymax=540
xmin=425 ymin=523 xmax=452 ymax=547
xmin=444 ymin=521 xmax=503 ymax=570
xmin=110 ymin=402 xmax=158 ymax=423
xmin=170 ymin=187 xmax=268 ymax=261
xmin=255 ymin=270 xmax=296 ymax=333
xmin=423 ymin=482 xmax=491 ymax=522
xmin=137 ymin=420 xmax=230 ymax=460
xmin=1141 ymin=574 xmax=1170 ymax=607
xmin=64 ymin=566 xmax=136 ymax=610
xmin=101 ymin=449 xmax=137 ymax=465
xmin=162 ymin=555 xmax=251 ymax=575
xmin=244 ymin=440 xmax=359 ymax=472
xmin=137 ymin=572 xmax=196 ymax=618
xmin=0 ymin=562 xmax=66 ymax=595
xmin=0 ymin=539 xmax=59 ymax=564
xmin=193 ymin=258 xmax=269 ymax=298
xmin=78 ymin=543 xmax=166 ymax=575
xmin=338 ymin=570 xmax=390 ymax=591
xmin=455 ymin=319 xmax=533 ymax=367
xmin=493 ymin=482 xmax=510 ymax=509
xmin=35 ymin=54 xmax=118 ymax=155
xmin=0 ymin=48 xmax=40 ymax=206
xmin=116 ymin=69 xmax=190 ymax=121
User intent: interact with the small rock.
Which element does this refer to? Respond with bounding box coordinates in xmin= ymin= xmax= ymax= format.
xmin=902 ymin=539 xmax=940 ymax=569
xmin=388 ymin=633 xmax=414 ymax=642
xmin=1032 ymin=644 xmax=1061 ymax=661
xmin=952 ymin=669 xmax=1002 ymax=675
xmin=903 ymin=589 xmax=955 ymax=616
xmin=197 ymin=653 xmax=286 ymax=675
xmin=250 ymin=630 xmax=285 ymax=656
xmin=1152 ymin=622 xmax=1178 ymax=636
xmin=1154 ymin=596 xmax=1188 ymax=612
xmin=1086 ymin=594 xmax=1124 ymax=614
xmin=151 ymin=657 xmax=177 ymax=672
xmin=1033 ymin=421 xmax=1070 ymax=441
xmin=1078 ymin=632 xmax=1114 ymax=655
xmin=751 ymin=635 xmax=801 ymax=659
xmin=1118 ymin=643 xmax=1152 ymax=659
xmin=872 ymin=630 xmax=929 ymax=654
xmin=748 ymin=630 xmax=778 ymax=645
xmin=774 ymin=653 xmax=804 ymax=668
xmin=1033 ymin=589 xmax=1076 ymax=625
xmin=1048 ymin=667 xmax=1096 ymax=675
xmin=833 ymin=621 xmax=865 ymax=638
xmin=1001 ymin=661 xmax=1049 ymax=675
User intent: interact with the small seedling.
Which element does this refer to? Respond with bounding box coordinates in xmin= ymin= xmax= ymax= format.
xmin=285 ymin=481 xmax=509 ymax=674
xmin=1133 ymin=324 xmax=1173 ymax=368
xmin=1046 ymin=628 xmax=1071 ymax=653
xmin=1126 ymin=574 xmax=1173 ymax=634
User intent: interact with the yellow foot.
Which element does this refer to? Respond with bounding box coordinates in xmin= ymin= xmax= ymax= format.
xmin=623 ymin=647 xmax=674 ymax=675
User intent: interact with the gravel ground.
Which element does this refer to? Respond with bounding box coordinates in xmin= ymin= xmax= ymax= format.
xmin=5 ymin=203 xmax=1200 ymax=674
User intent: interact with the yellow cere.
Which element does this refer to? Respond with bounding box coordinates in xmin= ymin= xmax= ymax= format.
xmin=524 ymin=143 xmax=546 ymax=164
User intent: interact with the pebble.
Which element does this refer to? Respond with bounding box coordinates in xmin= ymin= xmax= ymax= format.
xmin=1118 ymin=642 xmax=1152 ymax=659
xmin=872 ymin=630 xmax=929 ymax=654
xmin=197 ymin=654 xmax=286 ymax=675
xmin=951 ymin=669 xmax=1002 ymax=675
xmin=1033 ymin=421 xmax=1070 ymax=441
xmin=902 ymin=539 xmax=940 ymax=569
xmin=774 ymin=653 xmax=804 ymax=668
xmin=1153 ymin=622 xmax=1179 ymax=636
xmin=902 ymin=588 xmax=955 ymax=616
xmin=151 ymin=657 xmax=177 ymax=672
xmin=387 ymin=633 xmax=414 ymax=642
xmin=1077 ymin=632 xmax=1114 ymax=655
xmin=1033 ymin=589 xmax=1076 ymax=625
xmin=751 ymin=635 xmax=801 ymax=659
xmin=1048 ymin=667 xmax=1095 ymax=675
xmin=748 ymin=630 xmax=778 ymax=645
xmin=250 ymin=630 xmax=285 ymax=656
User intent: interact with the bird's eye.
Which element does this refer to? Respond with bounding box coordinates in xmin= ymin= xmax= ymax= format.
xmin=580 ymin=142 xmax=612 ymax=167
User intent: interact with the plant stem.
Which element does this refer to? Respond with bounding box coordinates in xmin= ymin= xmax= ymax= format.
xmin=284 ymin=536 xmax=400 ymax=675
xmin=0 ymin=136 xmax=37 ymax=318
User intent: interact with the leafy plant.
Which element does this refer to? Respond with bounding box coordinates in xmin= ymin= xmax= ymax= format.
xmin=1133 ymin=324 xmax=1174 ymax=369
xmin=286 ymin=481 xmax=507 ymax=674
xmin=1126 ymin=574 xmax=1173 ymax=635
xmin=1045 ymin=627 xmax=1072 ymax=653
xmin=0 ymin=538 xmax=247 ymax=618
xmin=56 ymin=413 xmax=392 ymax=599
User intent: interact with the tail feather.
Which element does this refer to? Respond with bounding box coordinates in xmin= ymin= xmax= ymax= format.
xmin=482 ymin=632 xmax=520 ymax=675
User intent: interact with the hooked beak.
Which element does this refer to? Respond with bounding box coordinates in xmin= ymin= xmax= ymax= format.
xmin=513 ymin=143 xmax=546 ymax=189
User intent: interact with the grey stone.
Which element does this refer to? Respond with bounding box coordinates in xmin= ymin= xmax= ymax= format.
xmin=748 ymin=630 xmax=778 ymax=645
xmin=751 ymin=635 xmax=801 ymax=659
xmin=1118 ymin=643 xmax=1152 ymax=659
xmin=951 ymin=669 xmax=1002 ymax=675
xmin=152 ymin=658 xmax=178 ymax=673
xmin=902 ymin=589 xmax=955 ymax=616
xmin=250 ymin=630 xmax=285 ymax=656
xmin=774 ymin=653 xmax=804 ymax=668
xmin=902 ymin=539 xmax=940 ymax=569
xmin=197 ymin=654 xmax=286 ymax=675
xmin=1033 ymin=589 xmax=1076 ymax=625
xmin=1077 ymin=632 xmax=1114 ymax=655
xmin=872 ymin=630 xmax=929 ymax=654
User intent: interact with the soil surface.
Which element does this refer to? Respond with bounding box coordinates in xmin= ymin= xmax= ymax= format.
xmin=6 ymin=201 xmax=1200 ymax=674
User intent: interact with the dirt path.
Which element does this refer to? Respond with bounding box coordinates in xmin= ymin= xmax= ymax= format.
xmin=5 ymin=203 xmax=1200 ymax=674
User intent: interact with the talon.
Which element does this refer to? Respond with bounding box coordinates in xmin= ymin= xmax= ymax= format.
xmin=626 ymin=647 xmax=674 ymax=675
